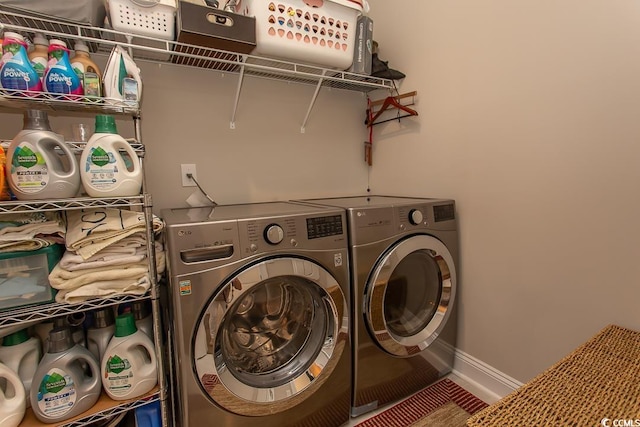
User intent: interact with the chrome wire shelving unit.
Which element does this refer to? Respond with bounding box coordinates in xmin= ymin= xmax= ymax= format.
xmin=0 ymin=9 xmax=394 ymax=132
xmin=0 ymin=89 xmax=139 ymax=115
xmin=0 ymin=195 xmax=144 ymax=214
xmin=0 ymin=293 xmax=151 ymax=328
xmin=0 ymin=10 xmax=168 ymax=427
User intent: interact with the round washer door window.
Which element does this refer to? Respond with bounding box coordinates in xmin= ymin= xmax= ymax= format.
xmin=193 ymin=257 xmax=347 ymax=416
xmin=365 ymin=235 xmax=456 ymax=357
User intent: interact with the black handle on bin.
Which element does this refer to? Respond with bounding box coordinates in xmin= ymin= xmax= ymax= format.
xmin=206 ymin=12 xmax=234 ymax=27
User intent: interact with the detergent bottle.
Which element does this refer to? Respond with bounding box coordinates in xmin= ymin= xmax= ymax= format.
xmin=0 ymin=329 xmax=41 ymax=408
xmin=0 ymin=362 xmax=26 ymax=427
xmin=70 ymin=41 xmax=102 ymax=98
xmin=132 ymin=300 xmax=154 ymax=340
xmin=6 ymin=110 xmax=81 ymax=200
xmin=28 ymin=33 xmax=49 ymax=83
xmin=44 ymin=39 xmax=83 ymax=98
xmin=80 ymin=115 xmax=142 ymax=197
xmin=86 ymin=307 xmax=115 ymax=364
xmin=0 ymin=32 xmax=43 ymax=94
xmin=0 ymin=147 xmax=10 ymax=201
xmin=101 ymin=313 xmax=157 ymax=400
xmin=30 ymin=327 xmax=101 ymax=423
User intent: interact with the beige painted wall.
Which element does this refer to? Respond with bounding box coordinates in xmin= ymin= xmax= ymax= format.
xmin=368 ymin=0 xmax=640 ymax=381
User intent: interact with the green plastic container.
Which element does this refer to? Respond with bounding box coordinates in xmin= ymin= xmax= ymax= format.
xmin=0 ymin=244 xmax=64 ymax=311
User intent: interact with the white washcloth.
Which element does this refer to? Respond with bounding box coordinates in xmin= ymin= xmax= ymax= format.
xmin=65 ymin=209 xmax=164 ymax=260
xmin=54 ymin=275 xmax=151 ymax=304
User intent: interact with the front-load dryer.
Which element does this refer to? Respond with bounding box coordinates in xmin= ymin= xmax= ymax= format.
xmin=296 ymin=196 xmax=458 ymax=417
xmin=163 ymin=202 xmax=350 ymax=426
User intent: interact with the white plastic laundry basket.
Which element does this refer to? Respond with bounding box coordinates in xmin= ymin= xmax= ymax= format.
xmin=108 ymin=0 xmax=176 ymax=40
xmin=242 ymin=0 xmax=365 ymax=69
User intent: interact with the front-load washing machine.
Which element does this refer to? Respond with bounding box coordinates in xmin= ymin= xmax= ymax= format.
xmin=296 ymin=196 xmax=458 ymax=417
xmin=163 ymin=202 xmax=351 ymax=426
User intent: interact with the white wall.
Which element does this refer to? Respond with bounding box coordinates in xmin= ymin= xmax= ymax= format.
xmin=368 ymin=0 xmax=640 ymax=382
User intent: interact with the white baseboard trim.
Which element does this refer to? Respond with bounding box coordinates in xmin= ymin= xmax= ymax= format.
xmin=452 ymin=349 xmax=524 ymax=402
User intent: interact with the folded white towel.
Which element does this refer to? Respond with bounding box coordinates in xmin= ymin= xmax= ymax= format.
xmin=0 ymin=238 xmax=54 ymax=253
xmin=54 ymin=275 xmax=151 ymax=304
xmin=49 ymin=261 xmax=149 ymax=290
xmin=0 ymin=212 xmax=65 ymax=242
xmin=65 ymin=209 xmax=164 ymax=260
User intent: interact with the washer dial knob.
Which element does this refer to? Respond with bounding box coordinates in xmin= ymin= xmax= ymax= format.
xmin=264 ymin=224 xmax=284 ymax=245
xmin=409 ymin=209 xmax=424 ymax=225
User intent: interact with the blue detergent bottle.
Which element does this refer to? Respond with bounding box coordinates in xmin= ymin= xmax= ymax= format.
xmin=44 ymin=39 xmax=82 ymax=99
xmin=0 ymin=32 xmax=43 ymax=94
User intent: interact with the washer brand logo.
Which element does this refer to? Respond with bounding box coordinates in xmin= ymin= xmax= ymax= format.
xmin=356 ymin=211 xmax=366 ymax=217
xmin=601 ymin=419 xmax=640 ymax=427
xmin=334 ymin=253 xmax=343 ymax=267
xmin=178 ymin=230 xmax=192 ymax=236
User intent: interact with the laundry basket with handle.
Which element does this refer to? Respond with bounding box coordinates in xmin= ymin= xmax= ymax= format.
xmin=241 ymin=0 xmax=367 ymax=70
xmin=107 ymin=0 xmax=177 ymax=40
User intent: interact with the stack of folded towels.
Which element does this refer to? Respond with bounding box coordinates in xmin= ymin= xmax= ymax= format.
xmin=0 ymin=212 xmax=65 ymax=253
xmin=48 ymin=208 xmax=165 ymax=304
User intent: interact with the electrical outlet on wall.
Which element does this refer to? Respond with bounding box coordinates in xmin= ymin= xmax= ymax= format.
xmin=181 ymin=164 xmax=197 ymax=187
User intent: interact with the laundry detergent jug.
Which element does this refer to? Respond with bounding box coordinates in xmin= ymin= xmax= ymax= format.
xmin=101 ymin=313 xmax=157 ymax=400
xmin=87 ymin=307 xmax=115 ymax=364
xmin=80 ymin=115 xmax=142 ymax=197
xmin=0 ymin=329 xmax=41 ymax=408
xmin=44 ymin=39 xmax=82 ymax=98
xmin=30 ymin=327 xmax=101 ymax=423
xmin=7 ymin=110 xmax=80 ymax=200
xmin=0 ymin=362 xmax=25 ymax=427
xmin=0 ymin=32 xmax=42 ymax=94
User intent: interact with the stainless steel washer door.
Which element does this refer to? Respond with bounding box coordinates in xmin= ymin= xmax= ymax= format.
xmin=365 ymin=235 xmax=456 ymax=357
xmin=193 ymin=256 xmax=347 ymax=416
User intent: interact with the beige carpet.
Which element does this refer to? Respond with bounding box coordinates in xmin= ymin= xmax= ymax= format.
xmin=355 ymin=378 xmax=488 ymax=427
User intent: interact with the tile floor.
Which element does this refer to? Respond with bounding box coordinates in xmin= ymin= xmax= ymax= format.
xmin=345 ymin=373 xmax=499 ymax=426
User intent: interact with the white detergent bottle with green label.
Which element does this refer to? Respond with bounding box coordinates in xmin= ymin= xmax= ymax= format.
xmin=30 ymin=327 xmax=101 ymax=423
xmin=101 ymin=313 xmax=157 ymax=400
xmin=0 ymin=361 xmax=26 ymax=427
xmin=80 ymin=115 xmax=142 ymax=197
xmin=7 ymin=110 xmax=80 ymax=200
xmin=87 ymin=307 xmax=115 ymax=364
xmin=0 ymin=329 xmax=41 ymax=408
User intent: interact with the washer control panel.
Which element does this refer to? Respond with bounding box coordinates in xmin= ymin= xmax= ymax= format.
xmin=240 ymin=213 xmax=346 ymax=254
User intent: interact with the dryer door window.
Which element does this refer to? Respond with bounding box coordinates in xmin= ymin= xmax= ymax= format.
xmin=365 ymin=235 xmax=456 ymax=357
xmin=193 ymin=257 xmax=347 ymax=416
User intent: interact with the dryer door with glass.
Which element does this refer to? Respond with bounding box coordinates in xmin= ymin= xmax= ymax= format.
xmin=193 ymin=256 xmax=347 ymax=416
xmin=365 ymin=234 xmax=456 ymax=357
